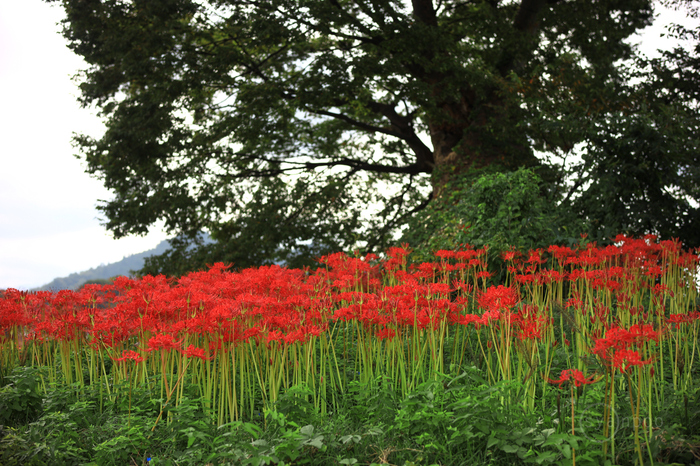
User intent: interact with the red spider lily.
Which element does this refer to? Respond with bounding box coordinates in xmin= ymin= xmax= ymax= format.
xmin=565 ymin=297 xmax=584 ymax=310
xmin=383 ymin=245 xmax=412 ymax=271
xmin=478 ymin=285 xmax=519 ymax=311
xmin=548 ymin=244 xmax=575 ymax=259
xmin=676 ymin=252 xmax=700 ymax=268
xmin=667 ymin=312 xmax=700 ymax=329
xmin=451 ymin=280 xmax=472 ymax=294
xmin=457 ymin=313 xmax=482 ymax=327
xmin=592 ymin=324 xmax=656 ymax=356
xmin=501 ymin=249 xmax=521 ymax=262
xmin=627 ymin=323 xmax=660 ymax=344
xmin=517 ymin=314 xmax=548 ymax=340
xmin=539 ymin=269 xmax=566 ymax=283
xmin=455 ymin=249 xmax=478 ymax=262
xmin=427 ymin=283 xmax=451 ymax=297
xmin=415 ymin=262 xmax=440 ymax=280
xmin=375 ymin=327 xmax=396 ymax=341
xmin=180 ymin=344 xmax=212 ymax=360
xmin=526 ymin=249 xmax=546 ymax=265
xmin=434 ymin=250 xmax=456 ymax=260
xmin=548 ymin=369 xmax=600 ymax=388
xmin=596 ymin=278 xmax=622 ymax=292
xmin=147 ymin=333 xmax=183 ymax=352
xmin=612 ymin=349 xmax=653 ymax=373
xmin=265 ymin=329 xmax=285 ymax=344
xmin=113 ymin=350 xmax=144 ymax=364
xmin=515 ymin=273 xmax=538 ymax=285
xmin=577 ymin=251 xmax=603 ymax=268
xmin=651 ymin=283 xmax=674 ymax=297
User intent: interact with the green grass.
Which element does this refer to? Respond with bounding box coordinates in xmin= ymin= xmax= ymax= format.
xmin=1 ymin=363 xmax=699 ymax=466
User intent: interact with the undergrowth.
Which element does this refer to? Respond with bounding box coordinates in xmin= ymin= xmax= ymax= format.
xmin=1 ymin=365 xmax=699 ymax=466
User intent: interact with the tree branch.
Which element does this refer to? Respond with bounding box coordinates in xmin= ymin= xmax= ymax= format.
xmin=365 ymin=101 xmax=435 ymax=170
xmin=496 ymin=0 xmax=548 ymax=75
xmin=215 ymin=153 xmax=429 ymax=178
xmin=304 ymin=158 xmax=428 ymax=175
xmin=308 ymin=108 xmax=405 ymax=139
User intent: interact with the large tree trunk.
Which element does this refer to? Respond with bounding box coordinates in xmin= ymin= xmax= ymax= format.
xmin=426 ymin=96 xmax=537 ymax=200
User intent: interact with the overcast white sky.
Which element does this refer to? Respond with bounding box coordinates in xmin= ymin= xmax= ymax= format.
xmin=0 ymin=1 xmax=169 ymax=290
xmin=0 ymin=1 xmax=695 ymax=290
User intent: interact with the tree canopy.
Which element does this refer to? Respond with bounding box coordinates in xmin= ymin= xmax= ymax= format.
xmin=49 ymin=0 xmax=700 ymax=273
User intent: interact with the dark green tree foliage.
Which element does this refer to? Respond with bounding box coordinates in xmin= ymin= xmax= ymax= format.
xmin=572 ymin=4 xmax=700 ymax=245
xmin=49 ymin=0 xmax=700 ymax=274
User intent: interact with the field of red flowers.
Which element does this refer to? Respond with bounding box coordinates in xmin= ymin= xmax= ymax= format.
xmin=1 ymin=234 xmax=699 ymax=465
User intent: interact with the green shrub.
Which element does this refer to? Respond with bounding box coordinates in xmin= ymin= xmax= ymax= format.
xmin=0 ymin=366 xmax=44 ymax=427
xmin=402 ymin=167 xmax=585 ymax=280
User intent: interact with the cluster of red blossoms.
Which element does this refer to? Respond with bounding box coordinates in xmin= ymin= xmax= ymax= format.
xmin=0 ymin=235 xmax=697 ymax=381
xmin=592 ymin=324 xmax=658 ymax=373
xmin=548 ymin=368 xmax=601 ymax=388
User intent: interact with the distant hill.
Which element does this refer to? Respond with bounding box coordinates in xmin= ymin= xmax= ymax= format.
xmin=34 ymin=240 xmax=172 ymax=291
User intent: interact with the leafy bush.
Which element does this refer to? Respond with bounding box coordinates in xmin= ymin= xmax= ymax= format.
xmin=0 ymin=367 xmax=43 ymax=427
xmin=403 ymin=167 xmax=584 ymax=278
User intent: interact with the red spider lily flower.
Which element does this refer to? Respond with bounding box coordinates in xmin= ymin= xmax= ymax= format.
xmin=501 ymin=250 xmax=519 ymax=262
xmin=526 ymin=249 xmax=546 ymax=265
xmin=181 ymin=344 xmax=212 ymax=360
xmin=515 ymin=273 xmax=537 ymax=285
xmin=478 ymin=285 xmax=519 ymax=311
xmin=547 ymin=244 xmax=575 ymax=262
xmin=451 ymin=280 xmax=472 ymax=294
xmin=361 ymin=253 xmax=378 ymax=263
xmin=455 ymin=249 xmax=478 ymax=262
xmin=146 ymin=333 xmax=183 ymax=352
xmin=243 ymin=327 xmax=262 ymax=341
xmin=457 ymin=314 xmax=482 ymax=327
xmin=384 ymin=245 xmax=412 ymax=270
xmin=613 ymin=349 xmax=652 ymax=373
xmin=427 ymin=283 xmax=451 ymax=297
xmin=375 ymin=327 xmax=396 ymax=341
xmin=644 ymin=234 xmax=659 ymax=243
xmin=540 ymin=269 xmax=566 ymax=283
xmin=676 ymin=252 xmax=700 ymax=269
xmin=434 ymin=250 xmax=456 ymax=260
xmin=651 ymin=283 xmax=674 ymax=297
xmin=113 ymin=350 xmax=144 ymax=364
xmin=667 ymin=313 xmax=691 ymax=329
xmin=565 ymin=297 xmax=584 ymax=310
xmin=518 ymin=314 xmax=547 ymax=340
xmin=613 ymin=234 xmax=632 ymax=244
xmin=627 ymin=324 xmax=660 ymax=344
xmin=577 ymin=252 xmax=602 ymax=268
xmin=283 ymin=327 xmax=308 ymax=345
xmin=601 ymin=279 xmax=622 ymax=292
xmin=548 ymin=369 xmax=600 ymax=388
xmin=644 ymin=265 xmax=663 ymax=277
xmin=592 ymin=324 xmax=655 ymax=355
